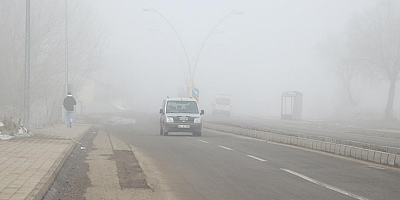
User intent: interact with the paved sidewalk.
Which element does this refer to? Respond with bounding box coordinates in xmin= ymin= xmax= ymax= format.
xmin=0 ymin=124 xmax=92 ymax=200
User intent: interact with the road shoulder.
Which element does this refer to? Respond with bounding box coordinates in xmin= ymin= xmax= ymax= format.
xmin=84 ymin=127 xmax=172 ymax=200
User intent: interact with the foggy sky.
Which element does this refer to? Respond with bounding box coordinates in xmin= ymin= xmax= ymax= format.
xmin=93 ymin=0 xmax=378 ymax=119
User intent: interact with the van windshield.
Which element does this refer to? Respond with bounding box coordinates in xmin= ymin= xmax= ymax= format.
xmin=166 ymin=101 xmax=199 ymax=114
xmin=216 ymin=98 xmax=230 ymax=105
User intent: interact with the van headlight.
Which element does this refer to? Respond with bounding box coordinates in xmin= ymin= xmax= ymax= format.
xmin=194 ymin=117 xmax=201 ymax=123
xmin=166 ymin=117 xmax=174 ymax=123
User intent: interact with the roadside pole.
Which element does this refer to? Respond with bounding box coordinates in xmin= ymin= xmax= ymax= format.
xmin=24 ymin=0 xmax=31 ymax=128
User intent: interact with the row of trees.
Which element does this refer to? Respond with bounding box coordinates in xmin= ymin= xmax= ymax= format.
xmin=320 ymin=0 xmax=400 ymax=120
xmin=0 ymin=0 xmax=108 ymax=126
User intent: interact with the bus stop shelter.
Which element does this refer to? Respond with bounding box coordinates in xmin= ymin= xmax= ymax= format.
xmin=281 ymin=91 xmax=303 ymax=120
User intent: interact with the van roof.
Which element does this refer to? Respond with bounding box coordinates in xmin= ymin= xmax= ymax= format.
xmin=166 ymin=97 xmax=197 ymax=101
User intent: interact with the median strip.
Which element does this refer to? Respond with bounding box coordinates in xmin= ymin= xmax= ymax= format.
xmin=204 ymin=122 xmax=400 ymax=168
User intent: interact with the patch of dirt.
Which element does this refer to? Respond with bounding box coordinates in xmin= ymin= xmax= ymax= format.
xmin=112 ymin=150 xmax=150 ymax=189
xmin=43 ymin=129 xmax=98 ymax=200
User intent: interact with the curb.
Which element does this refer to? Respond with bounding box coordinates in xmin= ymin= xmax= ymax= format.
xmin=206 ymin=121 xmax=400 ymax=155
xmin=29 ymin=125 xmax=93 ymax=200
xmin=204 ymin=122 xmax=400 ymax=168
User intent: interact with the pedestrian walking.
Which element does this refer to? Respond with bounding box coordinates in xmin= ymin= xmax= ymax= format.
xmin=63 ymin=92 xmax=76 ymax=128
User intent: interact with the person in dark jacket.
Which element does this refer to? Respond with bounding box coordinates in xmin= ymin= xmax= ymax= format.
xmin=63 ymin=92 xmax=77 ymax=128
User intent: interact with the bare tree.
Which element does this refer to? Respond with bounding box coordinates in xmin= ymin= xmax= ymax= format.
xmin=319 ymin=34 xmax=362 ymax=107
xmin=67 ymin=0 xmax=109 ymax=96
xmin=1 ymin=0 xmax=108 ymax=127
xmin=349 ymin=0 xmax=400 ymax=120
xmin=0 ymin=1 xmax=25 ymax=117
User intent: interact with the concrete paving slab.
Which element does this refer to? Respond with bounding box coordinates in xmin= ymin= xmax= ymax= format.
xmin=316 ymin=141 xmax=322 ymax=150
xmin=368 ymin=150 xmax=375 ymax=162
xmin=284 ymin=136 xmax=289 ymax=143
xmin=381 ymin=153 xmax=389 ymax=165
xmin=312 ymin=140 xmax=318 ymax=150
xmin=321 ymin=142 xmax=326 ymax=151
xmin=355 ymin=148 xmax=363 ymax=159
xmin=362 ymin=149 xmax=369 ymax=160
xmin=388 ymin=154 xmax=396 ymax=166
xmin=374 ymin=151 xmax=382 ymax=164
xmin=293 ymin=137 xmax=298 ymax=146
xmin=328 ymin=143 xmax=334 ymax=153
xmin=308 ymin=140 xmax=313 ymax=149
xmin=0 ymin=124 xmax=92 ymax=200
xmin=395 ymin=155 xmax=400 ymax=167
xmin=335 ymin=144 xmax=341 ymax=155
xmin=350 ymin=147 xmax=356 ymax=158
xmin=301 ymin=138 xmax=307 ymax=147
xmin=339 ymin=145 xmax=346 ymax=156
xmin=273 ymin=134 xmax=279 ymax=142
xmin=345 ymin=146 xmax=351 ymax=157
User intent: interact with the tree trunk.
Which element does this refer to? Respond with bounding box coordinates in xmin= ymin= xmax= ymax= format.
xmin=385 ymin=80 xmax=396 ymax=120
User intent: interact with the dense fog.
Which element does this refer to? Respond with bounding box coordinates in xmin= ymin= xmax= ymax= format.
xmin=2 ymin=0 xmax=400 ymax=127
xmin=95 ymin=0 xmax=390 ymax=120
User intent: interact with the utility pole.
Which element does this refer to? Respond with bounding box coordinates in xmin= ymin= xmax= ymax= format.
xmin=24 ymin=0 xmax=31 ymax=128
xmin=65 ymin=0 xmax=69 ymax=95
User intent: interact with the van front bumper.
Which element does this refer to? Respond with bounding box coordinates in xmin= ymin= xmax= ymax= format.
xmin=164 ymin=123 xmax=202 ymax=132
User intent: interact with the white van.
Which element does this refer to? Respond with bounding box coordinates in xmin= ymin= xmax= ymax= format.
xmin=212 ymin=94 xmax=231 ymax=116
xmin=159 ymin=97 xmax=204 ymax=136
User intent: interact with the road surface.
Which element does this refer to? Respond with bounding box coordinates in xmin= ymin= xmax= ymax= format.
xmin=106 ymin=113 xmax=400 ymax=200
xmin=206 ymin=115 xmax=400 ymax=149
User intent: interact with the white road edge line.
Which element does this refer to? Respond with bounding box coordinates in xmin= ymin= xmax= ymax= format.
xmin=280 ymin=168 xmax=371 ymax=200
xmin=218 ymin=145 xmax=234 ymax=151
xmin=197 ymin=139 xmax=210 ymax=144
xmin=247 ymin=155 xmax=266 ymax=162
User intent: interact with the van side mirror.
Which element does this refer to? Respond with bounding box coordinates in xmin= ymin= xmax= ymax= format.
xmin=159 ymin=109 xmax=164 ymax=114
xmin=200 ymin=110 xmax=205 ymax=115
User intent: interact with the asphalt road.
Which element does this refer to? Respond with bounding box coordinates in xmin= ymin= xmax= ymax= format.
xmin=206 ymin=115 xmax=400 ymax=149
xmin=111 ymin=113 xmax=400 ymax=200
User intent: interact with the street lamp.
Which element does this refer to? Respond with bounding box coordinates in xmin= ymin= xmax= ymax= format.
xmin=143 ymin=8 xmax=243 ymax=98
xmin=143 ymin=8 xmax=191 ymax=79
xmin=149 ymin=28 xmax=188 ymax=85
xmin=191 ymin=10 xmax=244 ymax=81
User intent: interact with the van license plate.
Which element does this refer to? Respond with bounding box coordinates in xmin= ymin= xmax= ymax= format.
xmin=178 ymin=125 xmax=190 ymax=128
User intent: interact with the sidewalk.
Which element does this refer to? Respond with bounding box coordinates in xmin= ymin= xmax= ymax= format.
xmin=0 ymin=123 xmax=92 ymax=200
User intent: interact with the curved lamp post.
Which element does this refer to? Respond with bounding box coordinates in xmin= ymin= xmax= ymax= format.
xmin=191 ymin=10 xmax=244 ymax=82
xmin=143 ymin=8 xmax=243 ymax=97
xmin=143 ymin=8 xmax=192 ymax=79
xmin=149 ymin=29 xmax=188 ymax=84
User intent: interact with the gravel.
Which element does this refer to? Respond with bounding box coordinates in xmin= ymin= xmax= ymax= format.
xmin=43 ymin=128 xmax=98 ymax=200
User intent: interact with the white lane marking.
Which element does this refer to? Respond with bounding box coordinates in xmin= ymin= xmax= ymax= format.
xmin=186 ymin=137 xmax=191 ymax=138
xmin=218 ymin=145 xmax=234 ymax=151
xmin=247 ymin=155 xmax=267 ymax=162
xmin=281 ymin=168 xmax=371 ymax=200
xmin=197 ymin=139 xmax=210 ymax=144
